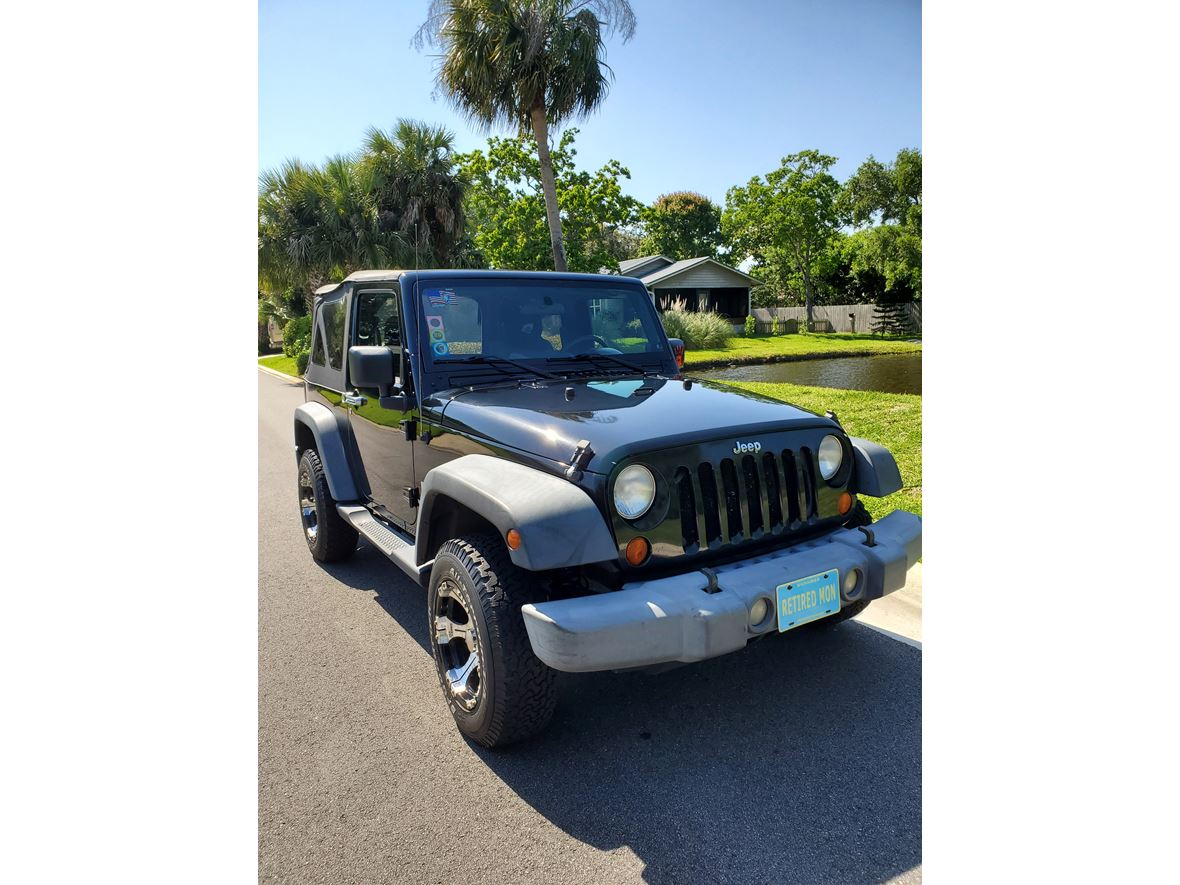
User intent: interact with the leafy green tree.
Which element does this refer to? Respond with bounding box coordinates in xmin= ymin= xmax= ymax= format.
xmin=845 ymin=224 xmax=921 ymax=300
xmin=415 ymin=0 xmax=637 ymax=272
xmin=458 ymin=128 xmax=642 ymax=273
xmin=640 ymin=191 xmax=725 ymax=260
xmin=359 ymin=119 xmax=468 ymax=268
xmin=723 ymin=150 xmax=842 ymax=326
xmin=839 ymin=148 xmax=922 ymax=300
xmin=839 ymin=147 xmax=922 ymax=228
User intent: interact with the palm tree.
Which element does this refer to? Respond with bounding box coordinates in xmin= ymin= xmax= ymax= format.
xmin=258 ymin=155 xmax=402 ymax=310
xmin=360 ymin=119 xmax=467 ymax=267
xmin=416 ymin=0 xmax=636 ymax=272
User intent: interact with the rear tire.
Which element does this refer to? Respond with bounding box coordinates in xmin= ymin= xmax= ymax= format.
xmin=297 ymin=448 xmax=358 ymax=562
xmin=428 ymin=533 xmax=557 ymax=748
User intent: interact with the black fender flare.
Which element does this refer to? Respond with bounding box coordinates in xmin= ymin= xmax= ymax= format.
xmin=417 ymin=455 xmax=618 ymax=571
xmin=294 ymin=402 xmax=360 ymax=502
xmin=850 ymin=437 xmax=903 ymax=497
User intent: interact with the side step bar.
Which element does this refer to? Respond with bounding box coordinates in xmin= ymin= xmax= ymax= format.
xmin=337 ymin=505 xmax=431 ymax=585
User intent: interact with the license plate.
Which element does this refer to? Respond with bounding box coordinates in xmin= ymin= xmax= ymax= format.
xmin=776 ymin=570 xmax=841 ymax=632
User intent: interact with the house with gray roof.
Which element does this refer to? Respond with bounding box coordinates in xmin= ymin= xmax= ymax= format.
xmin=619 ymin=255 xmax=762 ymax=328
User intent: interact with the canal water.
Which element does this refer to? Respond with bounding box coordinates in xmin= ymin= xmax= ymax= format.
xmin=699 ymin=352 xmax=921 ymax=395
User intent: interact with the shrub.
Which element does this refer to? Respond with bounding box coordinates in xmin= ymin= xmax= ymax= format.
xmin=744 ymin=315 xmax=757 ymax=337
xmin=282 ymin=315 xmax=312 ymax=358
xmin=659 ymin=308 xmax=734 ymax=349
xmin=295 ymin=351 xmax=310 ymax=375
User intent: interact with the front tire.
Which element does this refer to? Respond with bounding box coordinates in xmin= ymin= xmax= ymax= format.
xmin=297 ymin=448 xmax=358 ymax=562
xmin=428 ymin=534 xmax=557 ymax=748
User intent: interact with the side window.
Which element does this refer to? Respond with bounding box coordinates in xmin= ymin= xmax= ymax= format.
xmin=310 ymin=319 xmax=326 ymax=367
xmin=322 ymin=298 xmax=346 ymax=369
xmin=355 ymin=291 xmax=401 ymax=349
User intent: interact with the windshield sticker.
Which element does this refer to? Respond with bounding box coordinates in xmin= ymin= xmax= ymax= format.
xmin=425 ymin=288 xmax=456 ymax=307
xmin=426 ymin=314 xmax=450 ymax=356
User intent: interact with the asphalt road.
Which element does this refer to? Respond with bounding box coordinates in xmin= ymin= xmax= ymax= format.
xmin=259 ymin=370 xmax=922 ymax=884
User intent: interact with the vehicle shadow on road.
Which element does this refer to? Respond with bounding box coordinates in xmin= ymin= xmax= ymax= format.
xmin=323 ymin=544 xmax=920 ymax=884
xmin=478 ymin=624 xmax=921 ymax=884
xmin=318 ymin=540 xmax=434 ymax=655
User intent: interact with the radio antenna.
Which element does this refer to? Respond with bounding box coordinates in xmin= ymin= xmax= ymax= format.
xmin=414 ymin=223 xmax=419 ymax=273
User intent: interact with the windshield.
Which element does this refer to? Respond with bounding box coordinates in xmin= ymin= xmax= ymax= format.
xmin=417 ymin=279 xmax=666 ymax=363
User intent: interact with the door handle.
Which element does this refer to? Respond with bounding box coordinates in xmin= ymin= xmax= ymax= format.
xmin=342 ymin=393 xmax=367 ymax=407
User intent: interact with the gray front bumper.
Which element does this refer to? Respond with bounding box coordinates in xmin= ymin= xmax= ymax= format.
xmin=521 ymin=510 xmax=921 ymax=672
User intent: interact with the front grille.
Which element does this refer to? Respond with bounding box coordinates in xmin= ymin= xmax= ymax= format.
xmin=674 ymin=447 xmax=820 ymax=552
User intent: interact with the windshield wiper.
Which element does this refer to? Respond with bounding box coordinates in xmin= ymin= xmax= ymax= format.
xmin=547 ymin=352 xmax=652 ymax=376
xmin=445 ymin=354 xmax=560 ymax=381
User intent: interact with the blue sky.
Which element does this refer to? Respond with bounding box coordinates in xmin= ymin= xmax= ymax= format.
xmin=259 ymin=0 xmax=921 ymax=205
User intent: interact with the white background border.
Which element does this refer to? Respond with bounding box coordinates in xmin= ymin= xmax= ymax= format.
xmin=3 ymin=0 xmax=1179 ymax=879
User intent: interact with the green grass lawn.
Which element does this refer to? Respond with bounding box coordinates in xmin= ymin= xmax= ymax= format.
xmin=684 ymin=333 xmax=921 ymax=369
xmin=259 ymin=355 xmax=301 ymax=377
xmin=724 ymin=380 xmax=921 ymax=522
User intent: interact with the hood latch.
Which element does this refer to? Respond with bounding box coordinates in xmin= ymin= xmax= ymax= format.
xmin=564 ymin=439 xmax=594 ymax=482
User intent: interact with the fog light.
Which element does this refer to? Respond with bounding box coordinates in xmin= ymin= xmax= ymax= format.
xmin=842 ymin=568 xmax=862 ymax=597
xmin=749 ymin=597 xmax=770 ymax=628
xmin=625 ymin=536 xmax=651 ymax=566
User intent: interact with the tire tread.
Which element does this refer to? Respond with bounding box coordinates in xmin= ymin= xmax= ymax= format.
xmin=299 ymin=448 xmax=358 ymax=562
xmin=434 ymin=533 xmax=557 ymax=747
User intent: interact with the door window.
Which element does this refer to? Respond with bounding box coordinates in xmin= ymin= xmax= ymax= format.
xmin=355 ymin=290 xmax=402 ymax=349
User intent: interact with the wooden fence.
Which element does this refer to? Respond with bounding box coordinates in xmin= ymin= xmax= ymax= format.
xmin=750 ymin=303 xmax=921 ymax=335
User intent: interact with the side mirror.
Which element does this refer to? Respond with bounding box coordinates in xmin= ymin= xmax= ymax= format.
xmin=348 ymin=345 xmax=416 ymax=411
xmin=667 ymin=337 xmax=686 ymax=370
xmin=348 ymin=345 xmax=395 ymax=390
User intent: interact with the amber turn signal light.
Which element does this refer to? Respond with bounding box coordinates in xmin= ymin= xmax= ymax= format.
xmin=625 ymin=536 xmax=651 ymax=566
xmin=505 ymin=528 xmax=522 ymax=550
xmin=838 ymin=492 xmax=854 ymax=515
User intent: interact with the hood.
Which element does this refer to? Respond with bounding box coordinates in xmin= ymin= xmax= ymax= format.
xmin=436 ymin=376 xmax=837 ymax=474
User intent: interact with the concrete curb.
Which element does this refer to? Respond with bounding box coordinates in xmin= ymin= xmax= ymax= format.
xmin=853 ymin=562 xmax=922 ymax=648
xmin=258 ymin=363 xmax=303 ymax=384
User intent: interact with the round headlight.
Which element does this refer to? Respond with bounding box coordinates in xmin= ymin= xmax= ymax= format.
xmin=614 ymin=464 xmax=656 ymax=520
xmin=817 ymin=435 xmax=845 ymax=481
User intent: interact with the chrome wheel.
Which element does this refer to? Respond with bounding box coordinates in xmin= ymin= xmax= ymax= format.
xmin=434 ymin=579 xmax=481 ymax=711
xmin=298 ymin=465 xmax=318 ymax=543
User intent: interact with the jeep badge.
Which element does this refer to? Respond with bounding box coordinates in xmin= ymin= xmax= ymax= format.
xmin=732 ymin=440 xmax=762 ymax=454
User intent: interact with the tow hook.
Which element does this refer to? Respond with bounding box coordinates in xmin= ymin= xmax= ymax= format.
xmin=858 ymin=526 xmax=877 ymax=547
xmin=700 ymin=567 xmax=720 ymax=594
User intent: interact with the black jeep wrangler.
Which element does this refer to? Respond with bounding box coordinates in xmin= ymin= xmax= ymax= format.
xmin=294 ymin=269 xmax=921 ymax=747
